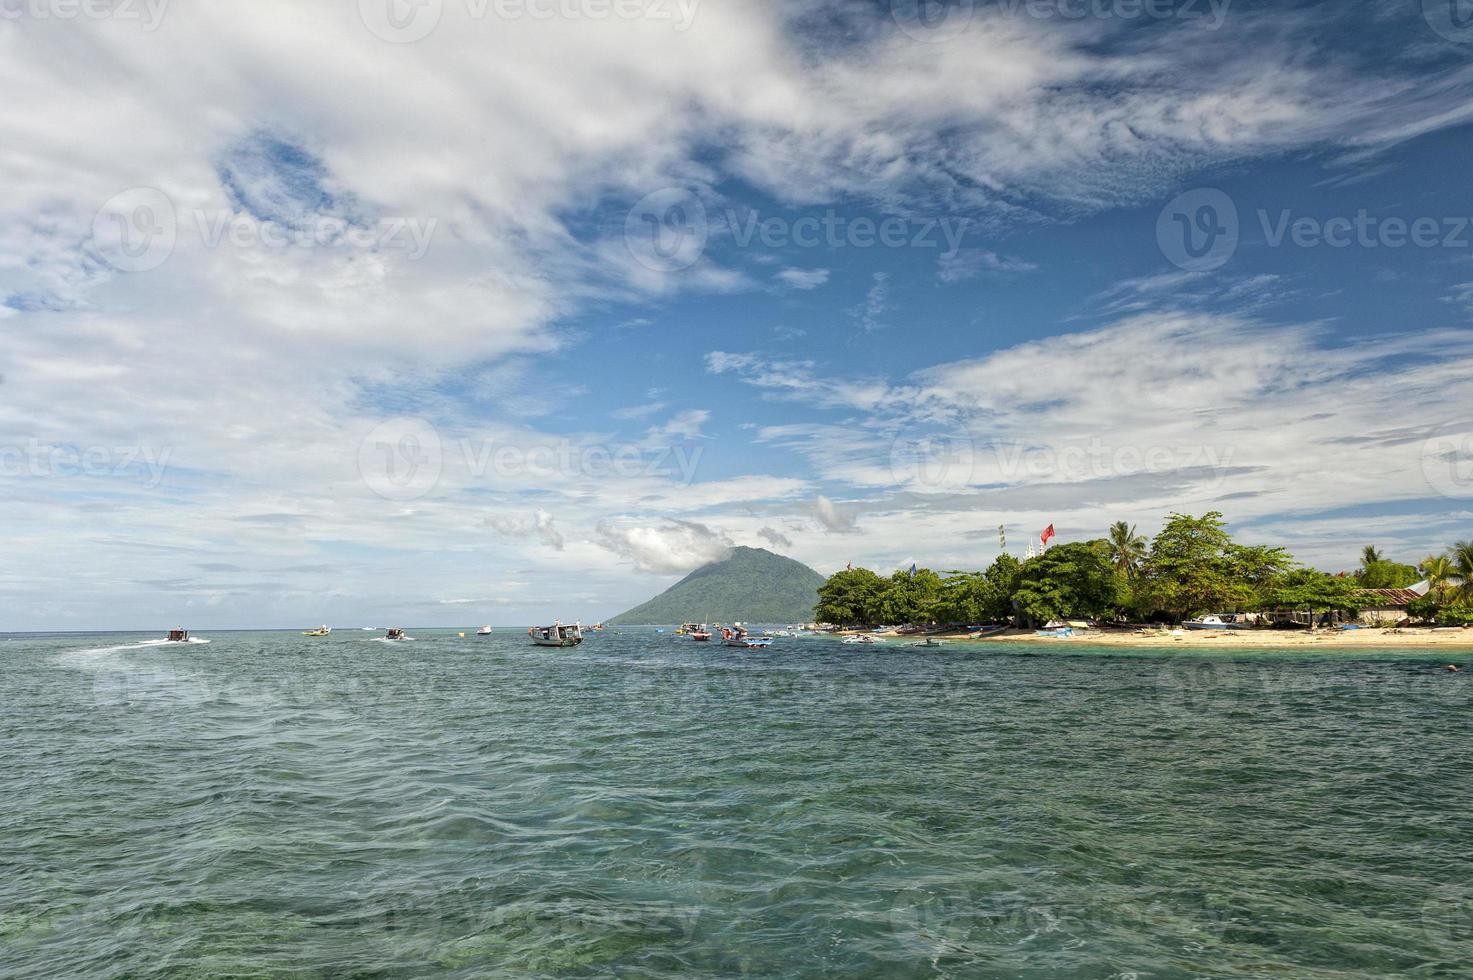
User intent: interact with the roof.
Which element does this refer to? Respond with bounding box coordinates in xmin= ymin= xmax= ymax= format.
xmin=1357 ymin=588 xmax=1423 ymax=607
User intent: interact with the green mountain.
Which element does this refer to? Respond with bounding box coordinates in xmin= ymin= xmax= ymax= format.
xmin=608 ymin=547 xmax=826 ymax=625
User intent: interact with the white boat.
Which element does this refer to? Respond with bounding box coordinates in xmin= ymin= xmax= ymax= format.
xmin=842 ymin=634 xmax=884 ymax=645
xmin=1183 ymin=615 xmax=1250 ymax=631
xmin=476 ymin=626 xmax=493 ymax=636
xmin=529 ymin=621 xmax=583 ymax=647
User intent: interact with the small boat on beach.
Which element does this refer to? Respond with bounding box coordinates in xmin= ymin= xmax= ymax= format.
xmin=529 ymin=621 xmax=583 ymax=647
xmin=302 ymin=625 xmax=331 ymax=636
xmin=476 ymin=626 xmax=493 ymax=636
xmin=1183 ymin=615 xmax=1251 ymax=631
xmin=166 ymin=627 xmax=189 ymax=642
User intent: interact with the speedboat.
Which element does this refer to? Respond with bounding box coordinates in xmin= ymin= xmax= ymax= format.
xmin=1183 ymin=615 xmax=1250 ymax=631
xmin=302 ymin=625 xmax=331 ymax=636
xmin=476 ymin=626 xmax=493 ymax=636
xmin=842 ymin=634 xmax=883 ymax=645
xmin=529 ymin=621 xmax=583 ymax=647
xmin=384 ymin=628 xmax=408 ymax=641
xmin=166 ymin=627 xmax=189 ymax=642
xmin=690 ymin=624 xmax=712 ymax=642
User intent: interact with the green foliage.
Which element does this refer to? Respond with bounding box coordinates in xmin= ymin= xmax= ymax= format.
xmin=813 ymin=566 xmax=890 ymax=627
xmin=879 ymin=568 xmax=945 ymax=624
xmin=935 ymin=554 xmax=1022 ymax=624
xmin=1452 ymin=540 xmax=1473 ymax=602
xmin=1355 ymin=546 xmax=1421 ymax=589
xmin=1407 ymin=596 xmax=1440 ymax=622
xmin=1435 ymin=603 xmax=1473 ymax=627
xmin=610 ymin=547 xmax=826 ymax=624
xmin=1257 ymin=569 xmax=1365 ymax=616
xmin=1012 ymin=541 xmax=1120 ymax=624
xmin=1420 ymin=555 xmax=1458 ymax=603
xmin=1136 ymin=512 xmax=1250 ymax=621
xmin=1106 ymin=521 xmax=1148 ymax=580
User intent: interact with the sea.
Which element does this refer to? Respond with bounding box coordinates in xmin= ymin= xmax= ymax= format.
xmin=3 ymin=628 xmax=1470 ymax=977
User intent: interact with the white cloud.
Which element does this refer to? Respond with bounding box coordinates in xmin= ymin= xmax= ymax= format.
xmin=774 ymin=267 xmax=830 ymax=290
xmin=595 ymin=519 xmax=734 ymax=574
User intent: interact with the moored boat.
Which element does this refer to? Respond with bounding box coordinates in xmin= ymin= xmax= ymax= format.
xmin=1183 ymin=614 xmax=1251 ymax=631
xmin=722 ymin=625 xmax=773 ymax=649
xmin=529 ymin=621 xmax=583 ymax=647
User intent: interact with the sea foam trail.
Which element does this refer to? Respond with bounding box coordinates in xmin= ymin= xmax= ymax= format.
xmin=52 ymin=637 xmax=213 ymax=705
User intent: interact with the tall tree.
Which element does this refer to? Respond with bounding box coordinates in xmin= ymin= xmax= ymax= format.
xmin=1107 ymin=521 xmax=1148 ymax=580
xmin=1257 ymin=568 xmax=1366 ymax=626
xmin=1361 ymin=545 xmax=1384 ymax=567
xmin=1451 ymin=540 xmax=1473 ymax=602
xmin=814 ymin=567 xmax=891 ymax=627
xmin=1011 ymin=541 xmax=1120 ymax=625
xmin=1137 ymin=512 xmax=1249 ymax=622
xmin=1420 ymin=554 xmax=1458 ymax=603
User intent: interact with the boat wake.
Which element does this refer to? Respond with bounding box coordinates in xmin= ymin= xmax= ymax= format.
xmin=52 ymin=637 xmax=213 ymax=704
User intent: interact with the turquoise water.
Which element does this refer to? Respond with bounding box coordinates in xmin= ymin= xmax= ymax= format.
xmin=3 ymin=629 xmax=1471 ymax=978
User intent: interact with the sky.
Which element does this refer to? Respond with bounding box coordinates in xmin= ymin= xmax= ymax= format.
xmin=3 ymin=0 xmax=1473 ymax=630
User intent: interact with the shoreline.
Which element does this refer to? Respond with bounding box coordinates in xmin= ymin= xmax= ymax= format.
xmin=835 ymin=626 xmax=1473 ymax=649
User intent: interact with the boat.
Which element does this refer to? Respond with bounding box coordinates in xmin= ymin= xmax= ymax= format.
xmin=476 ymin=626 xmax=493 ymax=636
xmin=589 ymin=623 xmax=605 ymax=632
xmin=1183 ymin=614 xmax=1251 ymax=631
xmin=166 ymin=627 xmax=189 ymax=642
xmin=842 ymin=634 xmax=884 ymax=645
xmin=677 ymin=622 xmax=700 ymax=636
xmin=302 ymin=625 xmax=331 ymax=636
xmin=529 ymin=621 xmax=583 ymax=647
xmin=384 ymin=628 xmax=407 ymax=641
xmin=690 ymin=625 xmax=712 ymax=642
xmin=910 ymin=638 xmax=945 ymax=648
xmin=722 ymin=625 xmax=773 ymax=649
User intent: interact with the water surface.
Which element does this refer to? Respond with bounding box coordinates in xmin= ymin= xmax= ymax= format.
xmin=3 ymin=629 xmax=1470 ymax=977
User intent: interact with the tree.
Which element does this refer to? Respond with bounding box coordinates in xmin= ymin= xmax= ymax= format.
xmin=1107 ymin=521 xmax=1148 ymax=581
xmin=1451 ymin=540 xmax=1473 ymax=602
xmin=1012 ymin=541 xmax=1120 ymax=625
xmin=1361 ymin=545 xmax=1384 ymax=567
xmin=1357 ymin=559 xmax=1421 ymax=589
xmin=1257 ymin=569 xmax=1366 ymax=626
xmin=1420 ymin=554 xmax=1458 ymax=604
xmin=879 ymin=567 xmax=944 ymax=624
xmin=814 ymin=567 xmax=891 ymax=627
xmin=936 ymin=553 xmax=1023 ymax=624
xmin=1137 ymin=512 xmax=1248 ymax=621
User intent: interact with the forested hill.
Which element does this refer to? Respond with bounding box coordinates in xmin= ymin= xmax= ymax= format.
xmin=608 ymin=547 xmax=825 ymax=624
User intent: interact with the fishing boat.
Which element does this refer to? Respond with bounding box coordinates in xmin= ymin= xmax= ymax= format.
xmin=529 ymin=621 xmax=583 ymax=647
xmin=476 ymin=625 xmax=493 ymax=636
xmin=302 ymin=625 xmax=331 ymax=636
xmin=384 ymin=628 xmax=407 ymax=641
xmin=677 ymin=622 xmax=700 ymax=636
xmin=166 ymin=627 xmax=189 ymax=642
xmin=1183 ymin=614 xmax=1251 ymax=631
xmin=722 ymin=625 xmax=773 ymax=649
xmin=690 ymin=624 xmax=712 ymax=642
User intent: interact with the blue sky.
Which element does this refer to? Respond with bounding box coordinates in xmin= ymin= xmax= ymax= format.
xmin=3 ymin=0 xmax=1473 ymax=629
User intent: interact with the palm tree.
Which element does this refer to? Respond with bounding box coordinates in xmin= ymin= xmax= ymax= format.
xmin=1107 ymin=521 xmax=1148 ymax=580
xmin=1450 ymin=540 xmax=1473 ymax=602
xmin=1420 ymin=554 xmax=1457 ymax=603
xmin=1361 ymin=545 xmax=1383 ymax=568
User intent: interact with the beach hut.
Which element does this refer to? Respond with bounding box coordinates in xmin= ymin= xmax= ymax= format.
xmin=1356 ymin=587 xmax=1426 ymax=624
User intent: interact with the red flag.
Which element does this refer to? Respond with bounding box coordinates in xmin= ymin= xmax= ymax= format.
xmin=1040 ymin=524 xmax=1056 ymax=546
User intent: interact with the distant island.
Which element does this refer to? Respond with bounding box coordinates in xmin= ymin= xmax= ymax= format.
xmin=608 ymin=547 xmax=825 ymax=625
